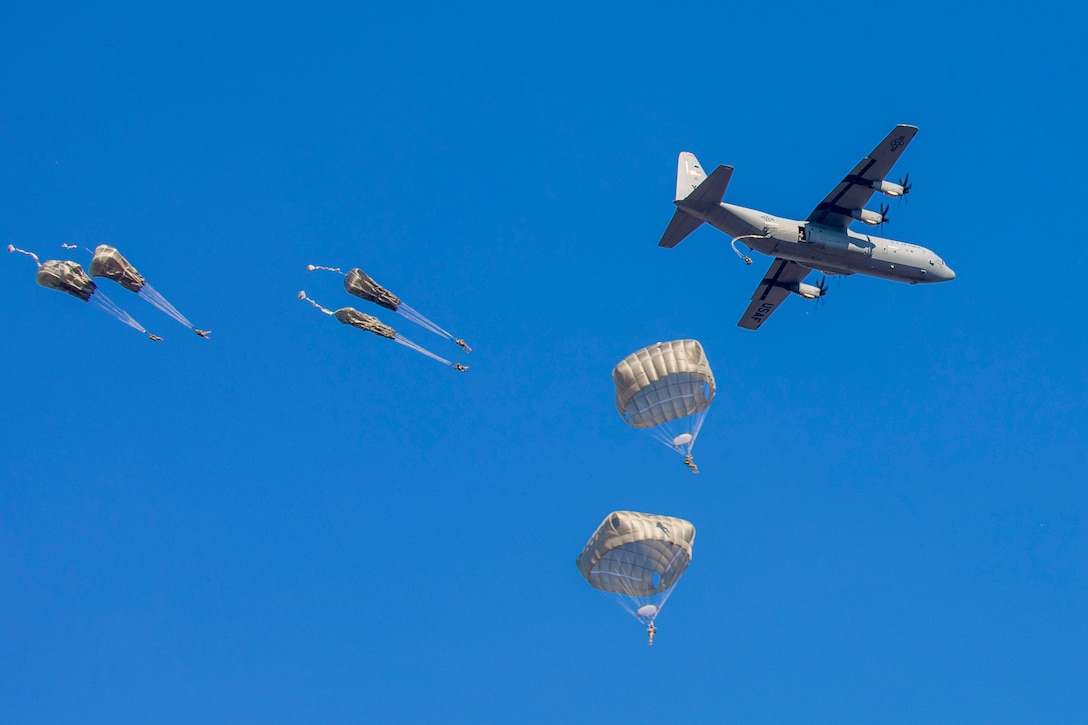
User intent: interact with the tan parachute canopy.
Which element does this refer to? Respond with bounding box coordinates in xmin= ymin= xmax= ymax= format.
xmin=6 ymin=246 xmax=159 ymax=340
xmin=613 ymin=339 xmax=716 ymax=472
xmin=577 ymin=510 xmax=696 ymax=644
xmin=88 ymin=245 xmax=210 ymax=338
xmin=332 ymin=307 xmax=396 ymax=339
xmin=89 ymin=245 xmax=145 ymax=293
xmin=36 ymin=260 xmax=97 ymax=302
xmin=298 ymin=291 xmax=467 ymax=371
xmin=343 ymin=268 xmax=401 ymax=312
xmin=308 ymin=264 xmax=470 ymax=353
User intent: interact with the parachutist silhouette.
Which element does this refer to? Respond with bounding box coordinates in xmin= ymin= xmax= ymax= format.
xmin=453 ymin=363 xmax=469 ymax=372
xmin=647 ymin=623 xmax=657 ymax=646
xmin=148 ymin=334 xmax=163 ymax=342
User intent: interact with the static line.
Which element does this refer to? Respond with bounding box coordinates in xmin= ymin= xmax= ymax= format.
xmin=8 ymin=245 xmax=41 ymax=266
xmin=298 ymin=290 xmax=334 ymax=315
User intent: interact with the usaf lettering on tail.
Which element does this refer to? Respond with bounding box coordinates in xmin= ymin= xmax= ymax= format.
xmin=658 ymin=125 xmax=955 ymax=330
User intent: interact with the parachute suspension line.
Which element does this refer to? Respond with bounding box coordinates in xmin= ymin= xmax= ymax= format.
xmin=607 ymin=584 xmax=678 ymax=633
xmin=137 ymin=284 xmax=189 ymax=326
xmin=643 ymin=407 xmax=709 ymax=458
xmin=298 ymin=290 xmax=335 ymax=315
xmin=8 ymin=245 xmax=41 ymax=267
xmin=393 ymin=330 xmax=465 ymax=370
xmin=396 ymin=303 xmax=470 ymax=352
xmin=397 ymin=304 xmax=451 ymax=339
xmin=660 ymin=546 xmax=688 ymax=581
xmin=89 ymin=289 xmax=154 ymax=336
xmin=135 ymin=284 xmax=209 ymax=337
xmin=306 ymin=264 xmax=343 ymax=274
xmin=681 ymin=407 xmax=709 ymax=473
xmin=688 ymin=406 xmax=709 ymax=445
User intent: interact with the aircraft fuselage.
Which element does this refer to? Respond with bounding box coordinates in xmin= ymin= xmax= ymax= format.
xmin=699 ymin=202 xmax=955 ymax=283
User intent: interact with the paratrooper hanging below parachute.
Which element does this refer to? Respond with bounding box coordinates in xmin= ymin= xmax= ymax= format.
xmin=298 ymin=291 xmax=468 ymax=372
xmin=7 ymin=245 xmax=162 ymax=341
xmin=576 ymin=510 xmax=696 ymax=646
xmin=613 ymin=339 xmax=716 ymax=474
xmin=307 ymin=264 xmax=470 ymax=353
xmin=89 ymin=245 xmax=210 ymax=338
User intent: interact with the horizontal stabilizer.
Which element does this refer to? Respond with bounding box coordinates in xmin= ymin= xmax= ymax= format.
xmin=660 ymin=159 xmax=733 ymax=248
xmin=658 ymin=209 xmax=703 ymax=248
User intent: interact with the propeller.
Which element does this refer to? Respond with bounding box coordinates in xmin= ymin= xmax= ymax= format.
xmin=898 ymin=172 xmax=912 ymax=203
xmin=879 ymin=201 xmax=891 ymax=226
xmin=815 ymin=275 xmax=828 ymax=305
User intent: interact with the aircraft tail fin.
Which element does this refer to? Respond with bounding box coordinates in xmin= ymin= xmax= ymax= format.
xmin=676 ymin=152 xmax=708 ymax=201
xmin=660 ymin=154 xmax=734 ymax=248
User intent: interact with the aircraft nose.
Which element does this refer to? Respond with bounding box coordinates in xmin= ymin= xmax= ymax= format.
xmin=944 ymin=264 xmax=956 ymax=281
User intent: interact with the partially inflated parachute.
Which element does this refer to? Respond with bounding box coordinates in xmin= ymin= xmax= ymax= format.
xmin=332 ymin=307 xmax=397 ymax=339
xmin=36 ymin=259 xmax=96 ymax=301
xmin=88 ymin=245 xmax=145 ymax=292
xmin=7 ymin=246 xmax=160 ymax=340
xmin=89 ymin=245 xmax=210 ymax=338
xmin=613 ymin=339 xmax=715 ymax=473
xmin=298 ymin=291 xmax=467 ymax=371
xmin=308 ymin=264 xmax=470 ymax=353
xmin=577 ymin=510 xmax=696 ymax=645
xmin=342 ymin=268 xmax=401 ymax=312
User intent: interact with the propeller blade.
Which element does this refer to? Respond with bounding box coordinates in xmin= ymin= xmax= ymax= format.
xmin=815 ymin=275 xmax=828 ymax=306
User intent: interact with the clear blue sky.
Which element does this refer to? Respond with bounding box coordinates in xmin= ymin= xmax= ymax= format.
xmin=2 ymin=2 xmax=1085 ymax=722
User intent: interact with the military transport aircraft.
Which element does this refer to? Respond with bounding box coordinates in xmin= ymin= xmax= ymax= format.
xmin=658 ymin=124 xmax=954 ymax=330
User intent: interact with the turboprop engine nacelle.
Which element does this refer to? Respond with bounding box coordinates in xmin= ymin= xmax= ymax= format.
xmin=850 ymin=208 xmax=885 ymax=226
xmin=871 ymin=179 xmax=906 ymax=197
xmin=790 ymin=282 xmax=823 ymax=300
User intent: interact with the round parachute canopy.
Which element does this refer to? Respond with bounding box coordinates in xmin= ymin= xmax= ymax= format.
xmin=89 ymin=245 xmax=146 ymax=293
xmin=343 ymin=269 xmax=401 ymax=312
xmin=613 ymin=339 xmax=715 ymax=455
xmin=576 ymin=510 xmax=695 ymax=624
xmin=37 ymin=260 xmax=97 ymax=302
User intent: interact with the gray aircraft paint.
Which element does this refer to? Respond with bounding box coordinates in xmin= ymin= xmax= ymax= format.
xmin=660 ymin=125 xmax=954 ymax=329
xmin=700 ymin=202 xmax=954 ymax=284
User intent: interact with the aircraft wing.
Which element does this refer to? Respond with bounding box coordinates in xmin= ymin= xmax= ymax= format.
xmin=737 ymin=258 xmax=812 ymax=330
xmin=807 ymin=124 xmax=918 ymax=228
